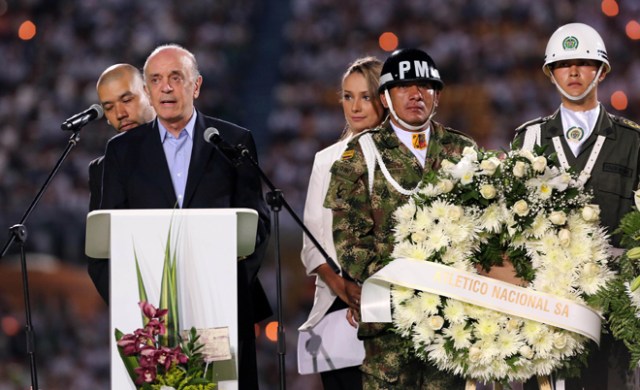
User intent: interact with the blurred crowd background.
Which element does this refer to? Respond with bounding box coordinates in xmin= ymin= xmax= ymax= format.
xmin=0 ymin=0 xmax=638 ymax=388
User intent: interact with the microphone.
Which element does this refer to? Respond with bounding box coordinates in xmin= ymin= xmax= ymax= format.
xmin=61 ymin=104 xmax=104 ymax=131
xmin=204 ymin=127 xmax=223 ymax=145
xmin=204 ymin=127 xmax=250 ymax=165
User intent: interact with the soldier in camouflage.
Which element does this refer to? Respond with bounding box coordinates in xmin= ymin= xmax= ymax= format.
xmin=514 ymin=23 xmax=640 ymax=390
xmin=325 ymin=48 xmax=475 ymax=389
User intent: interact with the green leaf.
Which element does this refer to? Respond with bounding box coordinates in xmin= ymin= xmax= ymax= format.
xmin=159 ymin=215 xmax=181 ymax=347
xmin=133 ymin=247 xmax=149 ymax=326
xmin=114 ymin=328 xmax=140 ymax=383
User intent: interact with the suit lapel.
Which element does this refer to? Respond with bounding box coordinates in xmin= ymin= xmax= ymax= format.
xmin=183 ymin=112 xmax=213 ymax=207
xmin=144 ymin=121 xmax=178 ymax=206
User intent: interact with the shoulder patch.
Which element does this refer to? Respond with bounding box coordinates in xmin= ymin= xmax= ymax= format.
xmin=444 ymin=127 xmax=470 ymax=138
xmin=611 ymin=115 xmax=640 ymax=131
xmin=341 ymin=149 xmax=355 ymax=160
xmin=515 ymin=116 xmax=549 ymax=133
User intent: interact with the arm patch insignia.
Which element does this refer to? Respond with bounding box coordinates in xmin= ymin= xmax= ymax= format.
xmin=341 ymin=149 xmax=355 ymax=160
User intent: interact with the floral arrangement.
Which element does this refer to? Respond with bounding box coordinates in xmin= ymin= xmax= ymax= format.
xmin=115 ymin=222 xmax=216 ymax=389
xmin=116 ymin=302 xmax=216 ymax=390
xmin=390 ymin=146 xmax=613 ymax=383
xmin=592 ymin=197 xmax=640 ymax=368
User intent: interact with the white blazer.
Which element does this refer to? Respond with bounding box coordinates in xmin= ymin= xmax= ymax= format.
xmin=298 ymin=137 xmax=351 ymax=330
xmin=296 ymin=137 xmax=365 ymax=374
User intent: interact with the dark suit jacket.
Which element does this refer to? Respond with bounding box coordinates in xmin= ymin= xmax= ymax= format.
xmin=88 ymin=156 xmax=104 ymax=213
xmin=88 ymin=110 xmax=272 ymax=340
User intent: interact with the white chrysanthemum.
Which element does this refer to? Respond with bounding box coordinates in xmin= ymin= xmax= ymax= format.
xmin=546 ymin=254 xmax=575 ymax=275
xmin=537 ymin=245 xmax=564 ymax=263
xmin=443 ymin=299 xmax=467 ymax=324
xmin=413 ymin=320 xmax=436 ymax=345
xmin=521 ymin=320 xmax=543 ymax=344
xmin=443 ymin=215 xmax=475 ymax=244
xmin=451 ymin=259 xmax=476 ymax=273
xmin=391 ymin=286 xmax=415 ymax=305
xmin=419 ymin=183 xmax=442 ymax=197
xmin=476 ymin=339 xmax=501 ymax=364
xmin=391 ymin=240 xmax=430 ymax=261
xmin=463 ymin=303 xmax=488 ymax=320
xmin=530 ymin=329 xmax=554 ymax=358
xmin=424 ymin=336 xmax=448 ymax=365
xmin=424 ymin=228 xmax=449 ymax=253
xmin=443 ymin=322 xmax=473 ymax=349
xmin=393 ymin=217 xmax=414 ymax=239
xmin=528 ymin=213 xmax=551 ymax=238
xmin=474 ymin=317 xmax=500 ymax=339
xmin=567 ymin=213 xmax=590 ymax=234
xmin=440 ymin=247 xmax=465 ymax=265
xmin=418 ymin=291 xmax=441 ymax=315
xmin=394 ymin=199 xmax=417 ymax=223
xmin=530 ymin=357 xmax=557 ymax=376
xmin=429 ymin=200 xmax=451 ymax=220
xmin=579 ymin=267 xmax=608 ymax=295
xmin=567 ymin=239 xmax=592 ymax=264
xmin=413 ymin=207 xmax=435 ymax=232
xmin=496 ymin=331 xmax=523 ymax=358
xmin=393 ymin=297 xmax=422 ymax=335
xmin=487 ymin=359 xmax=510 ymax=381
xmin=479 ymin=203 xmax=504 ymax=233
xmin=531 ymin=234 xmax=560 ymax=259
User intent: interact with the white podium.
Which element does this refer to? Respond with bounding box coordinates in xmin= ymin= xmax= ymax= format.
xmin=86 ymin=208 xmax=258 ymax=390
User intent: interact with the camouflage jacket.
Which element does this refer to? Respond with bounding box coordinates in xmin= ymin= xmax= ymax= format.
xmin=325 ymin=119 xmax=476 ymax=283
xmin=324 ymin=119 xmax=474 ymax=384
xmin=514 ymin=107 xmax=640 ymax=247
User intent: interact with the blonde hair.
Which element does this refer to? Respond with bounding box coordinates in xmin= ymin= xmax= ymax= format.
xmin=339 ymin=56 xmax=386 ymax=140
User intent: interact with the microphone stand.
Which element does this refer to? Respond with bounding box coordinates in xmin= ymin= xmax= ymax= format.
xmin=217 ymin=141 xmax=340 ymax=390
xmin=0 ymin=130 xmax=83 ymax=390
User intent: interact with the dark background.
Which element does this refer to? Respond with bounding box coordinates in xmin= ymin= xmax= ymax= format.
xmin=0 ymin=0 xmax=638 ymax=388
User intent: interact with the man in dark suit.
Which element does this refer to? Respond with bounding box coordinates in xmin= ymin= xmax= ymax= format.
xmin=89 ymin=44 xmax=271 ymax=389
xmin=89 ymin=63 xmax=155 ymax=212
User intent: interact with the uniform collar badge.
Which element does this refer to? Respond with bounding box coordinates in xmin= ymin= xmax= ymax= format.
xmin=566 ymin=126 xmax=584 ymax=142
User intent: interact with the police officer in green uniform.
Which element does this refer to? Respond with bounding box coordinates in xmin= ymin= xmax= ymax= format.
xmin=514 ymin=23 xmax=640 ymax=390
xmin=325 ymin=48 xmax=475 ymax=389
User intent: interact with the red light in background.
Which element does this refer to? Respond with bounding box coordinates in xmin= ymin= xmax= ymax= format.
xmin=265 ymin=321 xmax=278 ymax=342
xmin=601 ymin=0 xmax=619 ymax=17
xmin=625 ymin=20 xmax=640 ymax=40
xmin=610 ymin=90 xmax=628 ymax=111
xmin=379 ymin=32 xmax=399 ymax=52
xmin=18 ymin=20 xmax=36 ymax=40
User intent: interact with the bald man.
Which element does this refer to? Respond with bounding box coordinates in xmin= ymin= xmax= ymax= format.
xmin=88 ymin=64 xmax=155 ymax=304
xmin=89 ymin=64 xmax=155 ymax=211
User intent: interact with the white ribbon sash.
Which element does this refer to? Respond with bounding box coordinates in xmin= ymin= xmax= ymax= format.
xmin=361 ymin=258 xmax=602 ymax=344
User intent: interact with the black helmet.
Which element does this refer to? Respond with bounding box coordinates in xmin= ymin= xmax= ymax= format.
xmin=378 ymin=48 xmax=444 ymax=93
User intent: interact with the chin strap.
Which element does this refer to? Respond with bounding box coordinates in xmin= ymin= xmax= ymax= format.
xmin=550 ymin=63 xmax=604 ymax=102
xmin=384 ymin=89 xmax=436 ymax=131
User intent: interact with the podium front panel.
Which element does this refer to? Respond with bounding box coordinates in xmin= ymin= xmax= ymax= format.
xmin=108 ymin=210 xmax=239 ymax=390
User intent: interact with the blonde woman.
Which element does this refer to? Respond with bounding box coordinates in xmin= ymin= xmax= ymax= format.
xmin=297 ymin=57 xmax=386 ymax=389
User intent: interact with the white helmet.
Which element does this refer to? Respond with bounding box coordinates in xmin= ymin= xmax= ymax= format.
xmin=543 ymin=22 xmax=610 ymax=76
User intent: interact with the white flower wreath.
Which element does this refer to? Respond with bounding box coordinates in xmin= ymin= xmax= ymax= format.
xmin=389 ymin=147 xmax=613 ymax=383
